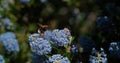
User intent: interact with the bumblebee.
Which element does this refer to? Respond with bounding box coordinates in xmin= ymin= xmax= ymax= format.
xmin=37 ymin=24 xmax=48 ymax=37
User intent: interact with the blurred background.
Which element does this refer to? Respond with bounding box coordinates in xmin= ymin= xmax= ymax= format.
xmin=0 ymin=0 xmax=120 ymax=63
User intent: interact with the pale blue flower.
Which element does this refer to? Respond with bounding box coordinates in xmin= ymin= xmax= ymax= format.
xmin=30 ymin=38 xmax=51 ymax=55
xmin=0 ymin=55 xmax=5 ymax=63
xmin=109 ymin=42 xmax=120 ymax=58
xmin=51 ymin=29 xmax=69 ymax=46
xmin=48 ymin=54 xmax=70 ymax=63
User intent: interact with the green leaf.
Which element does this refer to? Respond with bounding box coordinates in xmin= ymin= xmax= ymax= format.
xmin=45 ymin=54 xmax=51 ymax=58
xmin=69 ymin=36 xmax=75 ymax=44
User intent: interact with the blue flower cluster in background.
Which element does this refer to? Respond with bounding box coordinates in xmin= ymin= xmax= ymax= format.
xmin=109 ymin=42 xmax=120 ymax=58
xmin=0 ymin=55 xmax=5 ymax=63
xmin=78 ymin=35 xmax=96 ymax=53
xmin=40 ymin=0 xmax=47 ymax=3
xmin=2 ymin=38 xmax=19 ymax=53
xmin=89 ymin=48 xmax=107 ymax=63
xmin=96 ymin=16 xmax=114 ymax=35
xmin=48 ymin=54 xmax=70 ymax=63
xmin=20 ymin=0 xmax=30 ymax=3
xmin=70 ymin=43 xmax=79 ymax=54
xmin=0 ymin=32 xmax=19 ymax=53
xmin=2 ymin=18 xmax=13 ymax=26
xmin=0 ymin=17 xmax=15 ymax=30
xmin=0 ymin=32 xmax=15 ymax=41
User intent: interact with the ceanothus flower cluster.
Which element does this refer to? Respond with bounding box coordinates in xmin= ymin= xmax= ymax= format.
xmin=29 ymin=33 xmax=52 ymax=55
xmin=0 ymin=55 xmax=5 ymax=63
xmin=0 ymin=32 xmax=20 ymax=53
xmin=40 ymin=0 xmax=47 ymax=3
xmin=1 ymin=17 xmax=14 ymax=30
xmin=51 ymin=28 xmax=71 ymax=46
xmin=70 ymin=43 xmax=79 ymax=54
xmin=89 ymin=48 xmax=107 ymax=63
xmin=0 ymin=32 xmax=15 ymax=41
xmin=109 ymin=42 xmax=120 ymax=58
xmin=48 ymin=54 xmax=70 ymax=63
